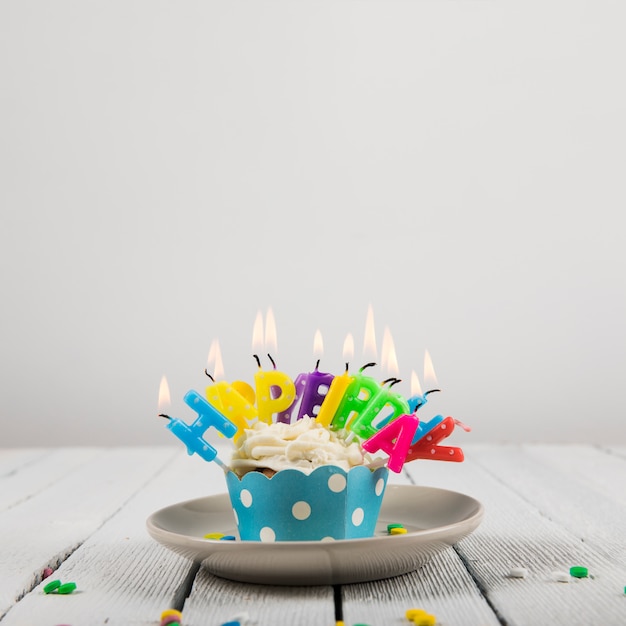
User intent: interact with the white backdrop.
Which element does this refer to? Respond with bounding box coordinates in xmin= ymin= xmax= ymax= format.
xmin=1 ymin=0 xmax=625 ymax=447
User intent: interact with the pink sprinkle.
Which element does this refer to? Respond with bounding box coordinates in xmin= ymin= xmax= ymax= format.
xmin=43 ymin=568 xmax=54 ymax=578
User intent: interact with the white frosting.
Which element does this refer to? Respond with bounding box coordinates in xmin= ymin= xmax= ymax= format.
xmin=229 ymin=416 xmax=365 ymax=476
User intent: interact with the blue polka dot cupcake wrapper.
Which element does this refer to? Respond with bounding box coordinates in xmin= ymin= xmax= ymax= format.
xmin=225 ymin=465 xmax=389 ymax=542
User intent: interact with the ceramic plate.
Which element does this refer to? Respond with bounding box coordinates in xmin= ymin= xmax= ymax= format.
xmin=146 ymin=484 xmax=483 ymax=585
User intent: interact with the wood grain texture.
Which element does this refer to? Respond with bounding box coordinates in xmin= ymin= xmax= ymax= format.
xmin=0 ymin=449 xmax=226 ymax=625
xmin=404 ymin=446 xmax=626 ymax=625
xmin=0 ymin=447 xmax=102 ymax=512
xmin=183 ymin=569 xmax=335 ymax=626
xmin=0 ymin=447 xmax=178 ymax=618
xmin=469 ymin=444 xmax=626 ymax=568
xmin=341 ymin=548 xmax=500 ymax=626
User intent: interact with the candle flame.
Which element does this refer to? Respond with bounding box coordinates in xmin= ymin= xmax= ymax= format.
xmin=252 ymin=310 xmax=264 ymax=353
xmin=158 ymin=375 xmax=171 ymax=413
xmin=313 ymin=329 xmax=324 ymax=358
xmin=410 ymin=370 xmax=423 ymax=397
xmin=424 ymin=349 xmax=439 ymax=389
xmin=381 ymin=326 xmax=399 ymax=378
xmin=362 ymin=304 xmax=377 ymax=361
xmin=206 ymin=338 xmax=225 ymax=379
xmin=265 ymin=307 xmax=278 ymax=355
xmin=343 ymin=333 xmax=354 ymax=362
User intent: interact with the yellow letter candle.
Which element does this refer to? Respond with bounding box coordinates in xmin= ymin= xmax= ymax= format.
xmin=254 ymin=355 xmax=296 ymax=424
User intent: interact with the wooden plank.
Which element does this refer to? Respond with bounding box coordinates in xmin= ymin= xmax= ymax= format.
xmin=0 ymin=449 xmax=226 ymax=625
xmin=468 ymin=444 xmax=626 ymax=569
xmin=399 ymin=446 xmax=626 ymax=625
xmin=0 ymin=448 xmax=51 ymax=478
xmin=0 ymin=446 xmax=178 ymax=618
xmin=0 ymin=447 xmax=103 ymax=512
xmin=342 ymin=548 xmax=500 ymax=626
xmin=184 ymin=570 xmax=335 ymax=626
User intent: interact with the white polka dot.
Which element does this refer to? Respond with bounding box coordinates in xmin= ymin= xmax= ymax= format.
xmin=321 ymin=536 xmax=336 ymax=542
xmin=352 ymin=507 xmax=364 ymax=526
xmin=375 ymin=478 xmax=385 ymax=496
xmin=292 ymin=501 xmax=311 ymax=520
xmin=328 ymin=473 xmax=347 ymax=493
xmin=240 ymin=489 xmax=253 ymax=507
xmin=260 ymin=527 xmax=276 ymax=542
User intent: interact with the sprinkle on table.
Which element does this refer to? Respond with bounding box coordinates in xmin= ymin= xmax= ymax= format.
xmin=570 ymin=566 xmax=589 ymax=578
xmin=508 ymin=567 xmax=528 ymax=578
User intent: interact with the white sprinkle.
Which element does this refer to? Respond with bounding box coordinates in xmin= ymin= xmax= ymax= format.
xmin=552 ymin=571 xmax=570 ymax=583
xmin=508 ymin=567 xmax=528 ymax=578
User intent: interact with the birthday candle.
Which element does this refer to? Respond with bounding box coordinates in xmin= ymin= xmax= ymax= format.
xmin=361 ymin=413 xmax=419 ymax=473
xmin=316 ymin=333 xmax=355 ymax=428
xmin=254 ymin=354 xmax=296 ymax=424
xmin=163 ymin=389 xmax=237 ymax=470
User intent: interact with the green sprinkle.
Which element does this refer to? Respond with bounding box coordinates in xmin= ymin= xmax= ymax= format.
xmin=57 ymin=582 xmax=77 ymax=594
xmin=387 ymin=523 xmax=404 ymax=532
xmin=43 ymin=580 xmax=61 ymax=594
xmin=570 ymin=566 xmax=589 ymax=578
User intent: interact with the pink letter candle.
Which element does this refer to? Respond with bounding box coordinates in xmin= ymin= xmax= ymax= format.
xmin=362 ymin=413 xmax=419 ymax=473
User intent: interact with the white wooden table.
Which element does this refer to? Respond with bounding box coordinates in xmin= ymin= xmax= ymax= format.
xmin=0 ymin=445 xmax=625 ymax=626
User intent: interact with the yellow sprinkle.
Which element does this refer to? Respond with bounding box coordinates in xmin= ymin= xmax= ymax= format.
xmin=390 ymin=527 xmax=408 ymax=535
xmin=405 ymin=608 xmax=437 ymax=625
xmin=203 ymin=532 xmax=225 ymax=540
xmin=160 ymin=609 xmax=183 ymax=620
xmin=336 ymin=622 xmax=345 ymax=626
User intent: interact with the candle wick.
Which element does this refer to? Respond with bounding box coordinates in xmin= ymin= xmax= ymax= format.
xmin=204 ymin=369 xmax=215 ymax=382
xmin=424 ymin=389 xmax=441 ymax=397
xmin=381 ymin=377 xmax=396 ymax=386
xmin=344 ymin=362 xmax=349 ymax=373
xmin=360 ymin=362 xmax=376 ymax=373
xmin=267 ymin=353 xmax=276 ymax=369
xmin=158 ymin=413 xmax=172 ymax=420
xmin=315 ymin=359 xmax=320 ymax=370
xmin=253 ymin=354 xmax=261 ymax=368
xmin=390 ymin=378 xmax=402 ymax=388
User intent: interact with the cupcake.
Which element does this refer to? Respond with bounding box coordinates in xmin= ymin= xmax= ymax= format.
xmin=226 ymin=416 xmax=389 ymax=542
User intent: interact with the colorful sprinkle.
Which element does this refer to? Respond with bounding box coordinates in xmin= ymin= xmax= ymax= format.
xmin=390 ymin=527 xmax=408 ymax=535
xmin=405 ymin=608 xmax=436 ymax=625
xmin=203 ymin=532 xmax=225 ymax=540
xmin=57 ymin=582 xmax=77 ymax=595
xmin=43 ymin=580 xmax=61 ymax=594
xmin=570 ymin=566 xmax=589 ymax=578
xmin=160 ymin=608 xmax=183 ymax=625
xmin=43 ymin=567 xmax=54 ymax=578
xmin=552 ymin=571 xmax=570 ymax=583
xmin=219 ymin=535 xmax=237 ymax=541
xmin=387 ymin=523 xmax=404 ymax=532
xmin=508 ymin=567 xmax=528 ymax=578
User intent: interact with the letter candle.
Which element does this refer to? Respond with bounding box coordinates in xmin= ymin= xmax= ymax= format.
xmin=254 ymin=354 xmax=296 ymax=424
xmin=205 ymin=371 xmax=258 ymax=440
xmin=404 ymin=416 xmax=464 ymax=462
xmin=295 ymin=330 xmax=334 ymax=420
xmin=158 ymin=379 xmax=236 ymax=471
xmin=204 ymin=339 xmax=258 ymax=439
xmin=330 ymin=362 xmax=381 ymax=431
xmin=315 ymin=333 xmax=355 ymax=428
xmin=362 ymin=413 xmax=420 ymax=472
xmin=347 ymin=376 xmax=410 ymax=441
